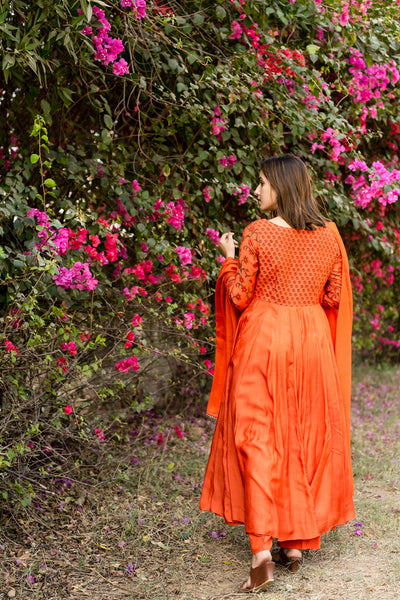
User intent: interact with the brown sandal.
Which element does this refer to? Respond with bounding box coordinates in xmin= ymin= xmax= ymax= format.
xmin=241 ymin=560 xmax=275 ymax=592
xmin=272 ymin=548 xmax=302 ymax=573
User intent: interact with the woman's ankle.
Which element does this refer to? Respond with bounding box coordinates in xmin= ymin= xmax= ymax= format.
xmin=282 ymin=548 xmax=302 ymax=559
xmin=251 ymin=549 xmax=272 ymax=567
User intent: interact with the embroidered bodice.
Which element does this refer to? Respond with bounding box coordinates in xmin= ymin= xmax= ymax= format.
xmin=224 ymin=219 xmax=342 ymax=311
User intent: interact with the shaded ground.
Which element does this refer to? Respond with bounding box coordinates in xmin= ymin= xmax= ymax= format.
xmin=2 ymin=365 xmax=400 ymax=599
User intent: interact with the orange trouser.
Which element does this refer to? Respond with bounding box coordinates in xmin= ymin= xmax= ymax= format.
xmin=249 ymin=534 xmax=321 ymax=554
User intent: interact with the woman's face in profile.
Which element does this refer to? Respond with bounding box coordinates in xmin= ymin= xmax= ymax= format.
xmin=254 ymin=172 xmax=278 ymax=212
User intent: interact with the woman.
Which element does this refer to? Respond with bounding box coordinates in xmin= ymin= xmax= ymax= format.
xmin=199 ymin=155 xmax=355 ymax=592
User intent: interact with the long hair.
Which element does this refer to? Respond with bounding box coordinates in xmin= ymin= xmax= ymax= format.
xmin=260 ymin=155 xmax=326 ymax=231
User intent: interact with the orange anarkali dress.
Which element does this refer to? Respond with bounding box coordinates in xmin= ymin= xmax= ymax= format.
xmin=199 ymin=219 xmax=355 ymax=543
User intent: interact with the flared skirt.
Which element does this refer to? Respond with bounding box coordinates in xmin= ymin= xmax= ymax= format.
xmin=199 ymin=299 xmax=355 ymax=541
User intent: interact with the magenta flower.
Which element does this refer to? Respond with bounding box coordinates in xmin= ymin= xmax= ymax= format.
xmin=4 ymin=339 xmax=19 ymax=354
xmin=205 ymin=228 xmax=220 ymax=246
xmin=113 ymin=58 xmax=129 ymax=75
xmin=131 ymin=314 xmax=143 ymax=327
xmin=95 ymin=428 xmax=105 ymax=441
xmin=174 ymin=246 xmax=193 ymax=266
xmin=53 ymin=262 xmax=98 ymax=291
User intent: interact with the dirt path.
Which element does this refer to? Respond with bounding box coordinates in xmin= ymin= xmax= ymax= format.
xmin=181 ymin=481 xmax=400 ymax=600
xmin=3 ymin=367 xmax=400 ymax=599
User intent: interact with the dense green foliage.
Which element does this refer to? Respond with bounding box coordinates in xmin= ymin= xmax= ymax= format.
xmin=1 ymin=0 xmax=400 ymax=511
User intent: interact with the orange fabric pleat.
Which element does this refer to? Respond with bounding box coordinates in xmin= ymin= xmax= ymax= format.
xmin=200 ymin=222 xmax=355 ymax=542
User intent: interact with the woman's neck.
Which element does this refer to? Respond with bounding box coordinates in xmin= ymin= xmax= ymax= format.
xmin=269 ymin=216 xmax=292 ymax=228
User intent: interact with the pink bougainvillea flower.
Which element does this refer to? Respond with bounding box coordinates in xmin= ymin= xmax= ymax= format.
xmin=205 ymin=227 xmax=220 ymax=246
xmin=114 ymin=356 xmax=140 ymax=372
xmin=63 ymin=405 xmax=73 ymax=415
xmin=184 ymin=312 xmax=195 ymax=329
xmin=113 ymin=58 xmax=129 ymax=75
xmin=4 ymin=339 xmax=19 ymax=353
xmin=131 ymin=314 xmax=143 ymax=327
xmin=53 ymin=262 xmax=98 ymax=291
xmin=174 ymin=246 xmax=193 ymax=266
xmin=61 ymin=342 xmax=77 ymax=356
xmin=174 ymin=425 xmax=184 ymax=439
xmin=95 ymin=428 xmax=105 ymax=441
xmin=203 ymin=187 xmax=212 ymax=203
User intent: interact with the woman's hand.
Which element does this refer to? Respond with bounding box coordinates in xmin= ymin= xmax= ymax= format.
xmin=218 ymin=232 xmax=238 ymax=259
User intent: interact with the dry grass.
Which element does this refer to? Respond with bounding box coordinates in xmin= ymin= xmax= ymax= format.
xmin=2 ymin=364 xmax=400 ymax=599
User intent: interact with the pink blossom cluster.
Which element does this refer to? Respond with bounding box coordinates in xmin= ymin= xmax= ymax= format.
xmin=110 ymin=199 xmax=135 ymax=226
xmin=333 ymin=0 xmax=373 ymax=27
xmin=53 ymin=262 xmax=98 ymax=291
xmin=203 ymin=187 xmax=212 ymax=203
xmin=95 ymin=428 xmax=105 ymax=441
xmin=81 ymin=5 xmax=129 ymax=75
xmin=211 ymin=106 xmax=227 ymax=136
xmin=131 ymin=314 xmax=143 ymax=327
xmin=174 ymin=425 xmax=184 ymax=439
xmin=233 ymin=184 xmax=251 ymax=205
xmin=378 ymin=336 xmax=400 ymax=348
xmin=218 ymin=155 xmax=237 ymax=168
xmin=187 ymin=298 xmax=210 ymax=318
xmin=301 ymin=82 xmax=328 ymax=111
xmin=205 ymin=228 xmax=220 ymax=246
xmin=174 ymin=246 xmax=193 ymax=266
xmin=165 ymin=200 xmax=185 ymax=230
xmin=184 ymin=312 xmax=195 ymax=329
xmin=27 ymin=208 xmax=59 ymax=251
xmin=346 ymin=160 xmax=400 ymax=208
xmin=124 ymin=331 xmax=135 ymax=349
xmin=348 ymin=48 xmax=400 ymax=105
xmin=123 ymin=286 xmax=137 ymax=300
xmin=203 ymin=359 xmax=214 ymax=375
xmin=320 ymin=128 xmax=347 ymax=162
xmin=56 ymin=357 xmax=68 ymax=372
xmin=361 ymin=258 xmax=395 ymax=286
xmin=61 ymin=341 xmax=77 ymax=355
xmin=120 ymin=0 xmax=147 ymax=19
xmin=165 ymin=263 xmax=206 ymax=284
xmin=68 ymin=227 xmax=87 ymax=250
xmin=132 ymin=179 xmax=142 ymax=192
xmin=166 ymin=264 xmax=181 ymax=283
xmin=114 ymin=355 xmax=140 ymax=372
xmin=187 ymin=265 xmax=207 ymax=282
xmin=124 ymin=260 xmax=160 ymax=284
xmin=104 ymin=232 xmax=119 ymax=262
xmin=4 ymin=339 xmax=19 ymax=354
xmin=229 ymin=20 xmax=243 ymax=40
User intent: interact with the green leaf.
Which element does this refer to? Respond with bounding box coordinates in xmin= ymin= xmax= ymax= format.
xmin=104 ymin=114 xmax=113 ymax=129
xmin=58 ymin=87 xmax=74 ymax=106
xmin=215 ymin=6 xmax=226 ymax=19
xmin=193 ymin=14 xmax=205 ymax=26
xmin=30 ymin=154 xmax=40 ymax=164
xmin=41 ymin=99 xmax=51 ymax=114
xmin=44 ymin=178 xmax=56 ymax=188
xmin=306 ymin=44 xmax=319 ymax=55
xmin=168 ymin=59 xmax=179 ymax=71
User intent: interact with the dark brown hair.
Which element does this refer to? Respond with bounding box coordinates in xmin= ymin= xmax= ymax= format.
xmin=260 ymin=154 xmax=326 ymax=231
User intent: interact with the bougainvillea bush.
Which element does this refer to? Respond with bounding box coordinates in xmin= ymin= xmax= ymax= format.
xmin=1 ymin=0 xmax=400 ymax=511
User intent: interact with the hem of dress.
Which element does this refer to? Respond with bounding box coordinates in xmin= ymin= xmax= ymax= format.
xmin=199 ymin=504 xmax=356 ymax=541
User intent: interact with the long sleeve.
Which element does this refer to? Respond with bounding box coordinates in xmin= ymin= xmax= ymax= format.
xmin=321 ymin=251 xmax=342 ymax=309
xmin=224 ymin=223 xmax=259 ymax=311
